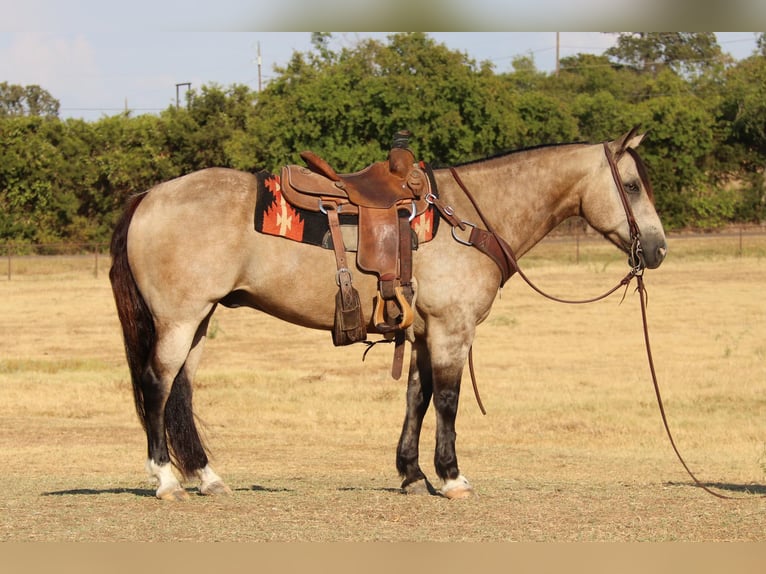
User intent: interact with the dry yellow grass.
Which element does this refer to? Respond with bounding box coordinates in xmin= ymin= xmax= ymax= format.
xmin=1 ymin=233 xmax=765 ymax=541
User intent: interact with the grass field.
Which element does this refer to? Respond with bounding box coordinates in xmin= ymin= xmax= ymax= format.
xmin=1 ymin=232 xmax=765 ymax=541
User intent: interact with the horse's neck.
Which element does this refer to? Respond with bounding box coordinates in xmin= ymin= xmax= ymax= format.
xmin=437 ymin=145 xmax=590 ymax=257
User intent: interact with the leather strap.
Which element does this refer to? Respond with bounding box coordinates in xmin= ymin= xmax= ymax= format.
xmin=468 ymin=227 xmax=517 ymax=286
xmin=327 ymin=205 xmax=356 ymax=311
xmin=391 ymin=214 xmax=415 ymax=379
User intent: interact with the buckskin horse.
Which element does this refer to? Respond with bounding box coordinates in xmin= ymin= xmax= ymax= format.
xmin=109 ymin=128 xmax=667 ymax=501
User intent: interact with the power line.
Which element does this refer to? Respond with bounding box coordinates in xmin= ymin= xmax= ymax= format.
xmin=59 ymin=107 xmax=165 ymax=112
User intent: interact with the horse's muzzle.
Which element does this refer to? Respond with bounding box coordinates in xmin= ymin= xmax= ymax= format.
xmin=641 ymin=238 xmax=668 ymax=270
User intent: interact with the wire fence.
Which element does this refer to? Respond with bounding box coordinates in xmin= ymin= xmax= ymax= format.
xmin=2 ymin=243 xmax=109 ymax=280
xmin=2 ymin=227 xmax=766 ymax=280
xmin=535 ymin=225 xmax=766 ymax=265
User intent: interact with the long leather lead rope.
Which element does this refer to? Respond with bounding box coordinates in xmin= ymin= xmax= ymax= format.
xmin=635 ymin=273 xmax=753 ymax=500
xmin=443 ymin=148 xmax=759 ymax=500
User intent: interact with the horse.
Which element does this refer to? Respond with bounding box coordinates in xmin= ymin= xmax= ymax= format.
xmin=109 ymin=128 xmax=667 ymax=501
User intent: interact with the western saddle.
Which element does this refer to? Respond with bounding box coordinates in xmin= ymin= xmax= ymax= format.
xmin=280 ymin=131 xmax=431 ymax=377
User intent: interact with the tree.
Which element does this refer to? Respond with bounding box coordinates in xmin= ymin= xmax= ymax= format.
xmin=0 ymin=117 xmax=67 ymax=241
xmin=310 ymin=32 xmax=335 ymax=62
xmin=0 ymin=82 xmax=60 ymax=118
xmin=634 ymin=80 xmax=719 ymax=227
xmin=545 ymin=53 xmax=642 ymax=140
xmin=164 ymin=83 xmax=258 ymax=171
xmin=713 ymin=53 xmax=766 ymax=222
xmin=719 ymin=55 xmax=766 ymax=159
xmin=605 ymin=33 xmax=726 ymax=78
xmin=570 ymin=91 xmax=631 ymax=143
xmin=512 ymin=91 xmax=579 ymax=147
xmin=245 ymin=33 xmax=520 ymax=170
xmin=503 ymin=55 xmax=546 ymax=92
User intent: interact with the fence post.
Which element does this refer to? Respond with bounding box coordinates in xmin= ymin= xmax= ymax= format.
xmin=575 ymin=228 xmax=580 ymax=265
xmin=738 ymin=227 xmax=743 ymax=257
xmin=6 ymin=245 xmax=10 ymax=281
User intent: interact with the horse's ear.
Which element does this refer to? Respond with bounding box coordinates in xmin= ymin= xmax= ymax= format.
xmin=611 ymin=126 xmax=646 ymax=158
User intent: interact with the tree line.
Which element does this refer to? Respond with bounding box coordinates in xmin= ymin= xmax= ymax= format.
xmin=1 ymin=32 xmax=765 ymax=246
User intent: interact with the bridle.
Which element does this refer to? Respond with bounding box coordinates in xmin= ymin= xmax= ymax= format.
xmin=439 ymin=142 xmax=752 ymax=500
xmin=603 ymin=142 xmax=645 ymax=276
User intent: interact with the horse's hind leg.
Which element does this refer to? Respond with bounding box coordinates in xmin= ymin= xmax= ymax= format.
xmin=181 ymin=311 xmax=231 ymax=497
xmin=396 ymin=341 xmax=436 ymax=495
xmin=142 ymin=378 xmax=186 ymax=499
xmin=143 ymin=322 xmax=204 ymax=500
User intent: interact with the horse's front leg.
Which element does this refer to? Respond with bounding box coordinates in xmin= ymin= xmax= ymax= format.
xmin=430 ymin=326 xmax=475 ymax=499
xmin=396 ymin=340 xmax=436 ymax=494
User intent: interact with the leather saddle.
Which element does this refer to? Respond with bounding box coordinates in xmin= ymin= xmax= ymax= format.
xmin=279 ymin=131 xmax=430 ymax=375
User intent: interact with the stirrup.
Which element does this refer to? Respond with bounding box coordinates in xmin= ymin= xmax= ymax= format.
xmin=373 ymin=285 xmax=414 ymax=331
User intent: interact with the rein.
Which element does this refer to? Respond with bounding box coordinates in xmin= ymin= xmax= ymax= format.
xmin=633 ymin=273 xmax=741 ymax=500
xmin=440 ymin=145 xmax=752 ymax=500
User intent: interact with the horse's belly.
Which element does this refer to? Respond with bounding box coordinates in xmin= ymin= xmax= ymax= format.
xmin=228 ymin=238 xmax=382 ymax=332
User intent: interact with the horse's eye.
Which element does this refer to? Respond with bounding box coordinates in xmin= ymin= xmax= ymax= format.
xmin=626 ymin=181 xmax=640 ymax=194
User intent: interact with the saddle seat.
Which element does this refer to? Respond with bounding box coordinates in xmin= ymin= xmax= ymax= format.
xmin=281 ymin=149 xmax=429 ymax=214
xmin=297 ymin=149 xmax=426 ymax=209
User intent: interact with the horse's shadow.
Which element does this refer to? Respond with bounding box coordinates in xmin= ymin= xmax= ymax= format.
xmin=246 ymin=484 xmax=403 ymax=494
xmin=242 ymin=485 xmax=293 ymax=493
xmin=42 ymin=487 xmax=155 ymax=498
xmin=43 ymin=481 xmax=766 ymax=499
xmin=40 ymin=484 xmax=406 ymax=498
xmin=337 ymin=486 xmax=403 ymax=494
xmin=41 ymin=486 xmax=295 ymax=497
xmin=666 ymin=481 xmax=766 ymax=496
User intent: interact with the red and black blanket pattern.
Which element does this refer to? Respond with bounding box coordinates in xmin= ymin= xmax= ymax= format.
xmin=254 ymin=167 xmax=440 ymax=249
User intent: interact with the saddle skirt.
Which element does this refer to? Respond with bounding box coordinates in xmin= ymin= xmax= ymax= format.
xmin=254 ymin=170 xmax=438 ymax=250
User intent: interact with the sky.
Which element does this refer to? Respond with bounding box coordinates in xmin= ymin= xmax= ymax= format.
xmin=0 ymin=1 xmax=762 ymax=121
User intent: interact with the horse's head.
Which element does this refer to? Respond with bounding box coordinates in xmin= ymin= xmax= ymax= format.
xmin=581 ymin=128 xmax=667 ymax=270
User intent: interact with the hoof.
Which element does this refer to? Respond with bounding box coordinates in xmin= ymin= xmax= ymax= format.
xmin=440 ymin=475 xmax=475 ymax=500
xmin=401 ymin=478 xmax=436 ymax=496
xmin=157 ymin=486 xmax=190 ymax=501
xmin=200 ymin=480 xmax=232 ymax=496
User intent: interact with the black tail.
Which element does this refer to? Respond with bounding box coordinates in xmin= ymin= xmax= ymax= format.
xmin=109 ymin=193 xmax=154 ymax=429
xmin=109 ymin=194 xmax=209 ymax=477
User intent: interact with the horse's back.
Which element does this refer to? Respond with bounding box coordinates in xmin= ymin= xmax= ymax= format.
xmin=136 ymin=167 xmax=258 ymax=223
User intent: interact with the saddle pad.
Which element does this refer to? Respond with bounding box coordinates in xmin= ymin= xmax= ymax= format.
xmin=254 ymin=170 xmax=439 ymax=249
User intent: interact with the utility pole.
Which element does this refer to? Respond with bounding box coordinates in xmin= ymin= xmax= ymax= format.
xmin=257 ymin=41 xmax=262 ymax=92
xmin=555 ymin=32 xmax=560 ymax=76
xmin=175 ymin=82 xmax=191 ymax=109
